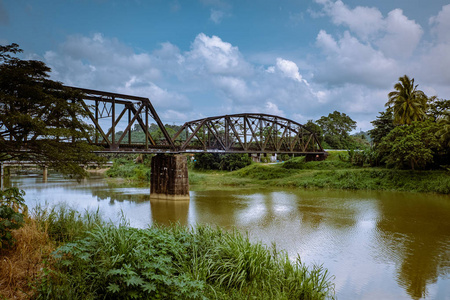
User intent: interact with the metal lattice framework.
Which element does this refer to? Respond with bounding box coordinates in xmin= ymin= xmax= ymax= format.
xmin=69 ymin=87 xmax=177 ymax=152
xmin=172 ymin=114 xmax=325 ymax=154
xmin=1 ymin=86 xmax=325 ymax=155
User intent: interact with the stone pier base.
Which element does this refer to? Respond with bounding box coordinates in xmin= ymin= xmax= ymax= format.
xmin=150 ymin=154 xmax=190 ymax=200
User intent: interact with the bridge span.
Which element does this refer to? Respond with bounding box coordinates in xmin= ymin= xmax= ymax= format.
xmin=66 ymin=87 xmax=326 ymax=157
xmin=1 ymin=87 xmax=326 ymax=199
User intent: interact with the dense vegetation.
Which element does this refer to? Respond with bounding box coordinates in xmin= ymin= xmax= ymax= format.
xmin=0 ymin=196 xmax=335 ymax=299
xmin=0 ymin=44 xmax=105 ymax=179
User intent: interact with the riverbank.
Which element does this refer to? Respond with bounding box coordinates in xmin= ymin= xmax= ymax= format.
xmin=190 ymin=164 xmax=450 ymax=194
xmin=190 ymin=152 xmax=450 ymax=194
xmin=104 ymin=152 xmax=450 ymax=194
xmin=0 ymin=204 xmax=335 ymax=299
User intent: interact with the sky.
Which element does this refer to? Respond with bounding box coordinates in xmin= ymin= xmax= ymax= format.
xmin=1 ymin=0 xmax=450 ymax=131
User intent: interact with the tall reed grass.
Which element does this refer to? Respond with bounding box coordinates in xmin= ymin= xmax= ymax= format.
xmin=35 ymin=222 xmax=335 ymax=299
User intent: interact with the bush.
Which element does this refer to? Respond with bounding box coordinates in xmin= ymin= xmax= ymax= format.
xmin=0 ymin=188 xmax=27 ymax=249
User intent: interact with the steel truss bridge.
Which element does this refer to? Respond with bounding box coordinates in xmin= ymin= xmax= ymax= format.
xmin=1 ymin=87 xmax=326 ymax=156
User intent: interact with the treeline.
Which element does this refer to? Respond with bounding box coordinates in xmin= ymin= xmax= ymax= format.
xmin=305 ymin=75 xmax=449 ymax=170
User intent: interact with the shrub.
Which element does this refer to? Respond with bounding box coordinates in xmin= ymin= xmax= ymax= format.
xmin=0 ymin=188 xmax=27 ymax=249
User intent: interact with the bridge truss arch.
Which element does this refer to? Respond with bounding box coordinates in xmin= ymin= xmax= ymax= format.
xmin=172 ymin=113 xmax=325 ymax=155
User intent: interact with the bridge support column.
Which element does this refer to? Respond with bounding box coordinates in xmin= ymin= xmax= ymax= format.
xmin=150 ymin=154 xmax=189 ymax=200
xmin=43 ymin=166 xmax=48 ymax=182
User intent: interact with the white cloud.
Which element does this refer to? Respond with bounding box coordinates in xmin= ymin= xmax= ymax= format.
xmin=315 ymin=30 xmax=398 ymax=87
xmin=315 ymin=0 xmax=423 ymax=59
xmin=263 ymin=102 xmax=284 ymax=116
xmin=316 ymin=0 xmax=383 ymax=40
xmin=376 ymin=9 xmax=423 ymax=58
xmin=185 ymin=33 xmax=253 ymax=77
xmin=39 ymin=24 xmax=450 ymax=132
xmin=429 ymin=4 xmax=450 ymax=44
xmin=275 ymin=58 xmax=309 ymax=85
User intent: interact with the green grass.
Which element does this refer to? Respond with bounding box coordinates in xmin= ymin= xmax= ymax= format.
xmin=189 ymin=157 xmax=450 ymax=194
xmin=32 ymin=203 xmax=107 ymax=244
xmin=33 ymin=212 xmax=335 ymax=300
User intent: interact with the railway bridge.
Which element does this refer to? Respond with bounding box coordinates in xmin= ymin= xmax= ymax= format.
xmin=1 ymin=87 xmax=326 ymax=199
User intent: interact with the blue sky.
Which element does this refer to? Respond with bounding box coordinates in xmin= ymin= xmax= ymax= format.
xmin=2 ymin=0 xmax=450 ymax=131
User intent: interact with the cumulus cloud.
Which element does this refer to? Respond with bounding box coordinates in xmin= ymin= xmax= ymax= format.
xmin=275 ymin=58 xmax=309 ymax=85
xmin=39 ymin=21 xmax=450 ymax=132
xmin=429 ymin=4 xmax=450 ymax=44
xmin=316 ymin=0 xmax=383 ymax=40
xmin=376 ymin=9 xmax=423 ymax=58
xmin=315 ymin=30 xmax=398 ymax=87
xmin=41 ymin=33 xmax=327 ymax=126
xmin=185 ymin=33 xmax=252 ymax=76
xmin=314 ymin=0 xmax=423 ymax=59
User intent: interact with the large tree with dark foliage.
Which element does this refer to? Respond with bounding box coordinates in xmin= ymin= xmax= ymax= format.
xmin=316 ymin=111 xmax=357 ymax=149
xmin=0 ymin=44 xmax=104 ymax=178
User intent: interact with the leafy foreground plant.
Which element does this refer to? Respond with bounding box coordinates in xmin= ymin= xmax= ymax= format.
xmin=37 ymin=225 xmax=335 ymax=299
xmin=0 ymin=187 xmax=27 ymax=249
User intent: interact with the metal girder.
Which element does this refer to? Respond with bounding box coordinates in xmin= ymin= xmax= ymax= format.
xmin=172 ymin=113 xmax=325 ymax=154
xmin=67 ymin=86 xmax=176 ymax=152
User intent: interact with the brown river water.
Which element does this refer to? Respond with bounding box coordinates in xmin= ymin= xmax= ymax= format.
xmin=5 ymin=173 xmax=450 ymax=300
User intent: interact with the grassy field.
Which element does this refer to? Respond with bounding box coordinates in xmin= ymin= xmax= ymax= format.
xmin=189 ymin=151 xmax=450 ymax=194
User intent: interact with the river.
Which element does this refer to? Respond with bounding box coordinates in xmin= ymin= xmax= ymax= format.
xmin=5 ymin=173 xmax=450 ymax=300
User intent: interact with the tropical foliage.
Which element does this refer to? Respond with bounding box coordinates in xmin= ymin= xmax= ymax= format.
xmin=386 ymin=75 xmax=428 ymax=125
xmin=378 ymin=121 xmax=441 ymax=170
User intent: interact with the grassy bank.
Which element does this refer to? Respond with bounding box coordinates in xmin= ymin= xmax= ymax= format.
xmin=191 ymin=152 xmax=450 ymax=194
xmin=1 ymin=205 xmax=335 ymax=299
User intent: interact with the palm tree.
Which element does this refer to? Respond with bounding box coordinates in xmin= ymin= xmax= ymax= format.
xmin=386 ymin=75 xmax=428 ymax=125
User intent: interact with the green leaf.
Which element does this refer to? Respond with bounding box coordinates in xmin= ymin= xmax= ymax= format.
xmin=141 ymin=282 xmax=156 ymax=292
xmin=106 ymin=283 xmax=120 ymax=293
xmin=125 ymin=275 xmax=145 ymax=287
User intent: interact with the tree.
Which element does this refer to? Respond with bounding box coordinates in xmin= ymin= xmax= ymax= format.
xmin=368 ymin=111 xmax=396 ymax=146
xmin=377 ymin=120 xmax=440 ymax=170
xmin=316 ymin=111 xmax=357 ymax=149
xmin=304 ymin=120 xmax=324 ymax=145
xmin=0 ymin=44 xmax=104 ymax=178
xmin=386 ymin=75 xmax=428 ymax=125
xmin=427 ymin=96 xmax=450 ymax=121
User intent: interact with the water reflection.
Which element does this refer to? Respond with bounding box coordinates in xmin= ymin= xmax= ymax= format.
xmin=5 ymin=175 xmax=450 ymax=300
xmin=150 ymin=199 xmax=189 ymax=226
xmin=375 ymin=193 xmax=450 ymax=300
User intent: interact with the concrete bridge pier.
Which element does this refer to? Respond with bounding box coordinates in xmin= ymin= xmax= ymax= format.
xmin=150 ymin=154 xmax=190 ymax=200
